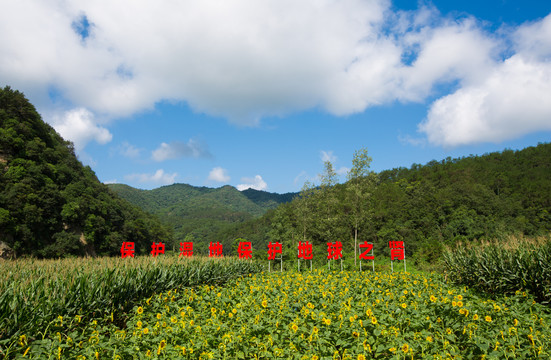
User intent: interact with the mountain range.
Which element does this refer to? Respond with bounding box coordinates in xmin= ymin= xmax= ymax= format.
xmin=107 ymin=183 xmax=296 ymax=248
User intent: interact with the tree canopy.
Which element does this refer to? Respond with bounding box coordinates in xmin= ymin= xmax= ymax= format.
xmin=218 ymin=143 xmax=551 ymax=266
xmin=0 ymin=86 xmax=172 ymax=258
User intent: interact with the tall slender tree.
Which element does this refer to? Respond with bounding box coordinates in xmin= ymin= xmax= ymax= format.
xmin=295 ymin=181 xmax=316 ymax=245
xmin=347 ymin=148 xmax=377 ymax=265
xmin=318 ymin=160 xmax=340 ymax=247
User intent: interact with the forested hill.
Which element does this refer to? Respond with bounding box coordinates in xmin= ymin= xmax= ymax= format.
xmin=375 ymin=143 xmax=551 ymax=238
xmin=221 ymin=143 xmax=551 ymax=264
xmin=107 ymin=183 xmax=296 ymax=249
xmin=0 ymin=87 xmax=172 ymax=258
xmin=107 ymin=183 xmax=295 ymax=217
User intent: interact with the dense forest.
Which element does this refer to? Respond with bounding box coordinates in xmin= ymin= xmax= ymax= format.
xmin=1 ymin=86 xmax=549 ymax=262
xmin=0 ymin=87 xmax=172 ymax=258
xmin=113 ymin=143 xmax=551 ymax=264
xmin=108 ymin=183 xmax=295 ymax=253
xmin=212 ymin=144 xmax=551 ymax=265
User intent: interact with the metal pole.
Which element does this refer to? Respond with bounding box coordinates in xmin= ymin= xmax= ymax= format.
xmin=298 ymin=246 xmax=300 ymax=271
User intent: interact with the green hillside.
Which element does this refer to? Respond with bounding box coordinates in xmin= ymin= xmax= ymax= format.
xmin=216 ymin=143 xmax=551 ymax=266
xmin=0 ymin=87 xmax=172 ymax=258
xmin=107 ymin=182 xmax=296 ymax=252
xmin=108 ymin=144 xmax=551 ymax=262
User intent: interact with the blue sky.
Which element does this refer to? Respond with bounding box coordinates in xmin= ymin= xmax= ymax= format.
xmin=1 ymin=0 xmax=550 ymax=193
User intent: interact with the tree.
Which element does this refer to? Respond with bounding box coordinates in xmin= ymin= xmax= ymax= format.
xmin=317 ymin=160 xmax=342 ymax=250
xmin=347 ymin=148 xmax=377 ymax=265
xmin=295 ymin=181 xmax=316 ymax=246
xmin=0 ymin=86 xmax=173 ymax=257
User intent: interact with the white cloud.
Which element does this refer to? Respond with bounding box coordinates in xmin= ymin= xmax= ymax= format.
xmin=208 ymin=167 xmax=230 ymax=183
xmin=513 ymin=13 xmax=551 ymax=60
xmin=0 ymin=0 xmax=444 ymax=124
xmin=1 ymin=1 xmax=550 ymax=147
xmin=125 ymin=169 xmax=177 ymax=185
xmin=152 ymin=140 xmax=211 ymax=162
xmin=420 ymin=55 xmax=551 ymax=146
xmin=398 ymin=17 xmax=499 ymax=101
xmin=237 ymin=175 xmax=268 ymax=191
xmin=320 ymin=150 xmax=337 ymax=163
xmin=119 ymin=141 xmax=141 ymax=158
xmin=51 ymin=108 xmax=112 ymax=150
xmin=420 ymin=14 xmax=551 ymax=147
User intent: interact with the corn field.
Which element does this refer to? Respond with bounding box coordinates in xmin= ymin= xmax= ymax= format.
xmin=443 ymin=235 xmax=551 ymax=305
xmin=0 ymin=255 xmax=263 ymax=357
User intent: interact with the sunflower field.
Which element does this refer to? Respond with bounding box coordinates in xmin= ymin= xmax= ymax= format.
xmin=0 ymin=256 xmax=263 ymax=358
xmin=11 ymin=268 xmax=551 ymax=359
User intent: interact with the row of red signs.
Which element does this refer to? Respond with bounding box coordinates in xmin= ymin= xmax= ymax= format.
xmin=120 ymin=241 xmax=406 ymax=261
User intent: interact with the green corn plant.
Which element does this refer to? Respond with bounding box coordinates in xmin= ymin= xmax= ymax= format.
xmin=444 ymin=235 xmax=551 ymax=305
xmin=0 ymin=255 xmax=264 ymax=358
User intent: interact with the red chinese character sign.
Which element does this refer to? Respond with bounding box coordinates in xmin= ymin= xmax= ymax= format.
xmin=238 ymin=242 xmax=252 ymax=259
xmin=359 ymin=241 xmax=375 ymax=272
xmin=298 ymin=241 xmax=313 ymax=259
xmin=297 ymin=241 xmax=313 ymax=271
xmin=151 ymin=242 xmax=165 ymax=257
xmin=209 ymin=242 xmax=223 ymax=257
xmin=116 ymin=239 xmax=412 ymax=273
xmin=121 ymin=242 xmax=135 ymax=258
xmin=389 ymin=241 xmax=406 ymax=272
xmin=179 ymin=242 xmax=193 ymax=257
xmin=268 ymin=242 xmax=282 ymax=260
xmin=327 ymin=242 xmax=342 ymax=260
xmin=267 ymin=242 xmax=283 ymax=272
xmin=327 ymin=241 xmax=343 ymax=271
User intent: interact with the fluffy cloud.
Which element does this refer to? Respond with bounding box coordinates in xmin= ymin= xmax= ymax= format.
xmin=0 ymin=0 xmax=388 ymax=123
xmin=152 ymin=140 xmax=211 ymax=162
xmin=125 ymin=169 xmax=177 ymax=185
xmin=421 ymin=56 xmax=551 ymax=146
xmin=208 ymin=167 xmax=230 ymax=183
xmin=1 ymin=1 xmax=550 ymax=147
xmin=420 ymin=14 xmax=551 ymax=146
xmin=0 ymin=0 xmax=482 ymax=124
xmin=52 ymin=108 xmax=112 ymax=150
xmin=237 ymin=175 xmax=268 ymax=191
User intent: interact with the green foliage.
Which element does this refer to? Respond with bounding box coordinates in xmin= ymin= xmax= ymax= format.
xmin=265 ymin=143 xmax=551 ymax=266
xmin=0 ymin=86 xmax=172 ymax=257
xmin=14 ymin=270 xmax=551 ymax=359
xmin=109 ymin=143 xmax=551 ymax=266
xmin=444 ymin=235 xmax=551 ymax=304
xmin=108 ymin=183 xmax=295 ymax=250
xmin=0 ymin=255 xmax=264 ymax=357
